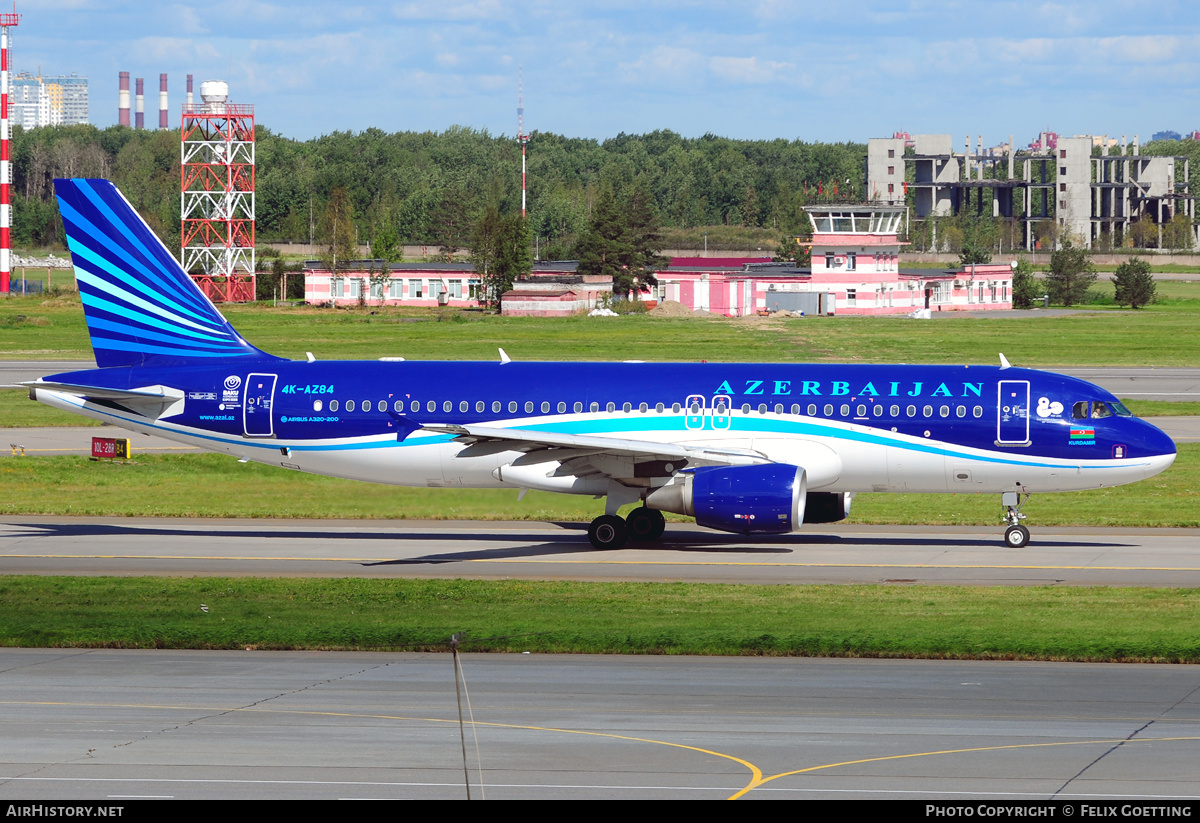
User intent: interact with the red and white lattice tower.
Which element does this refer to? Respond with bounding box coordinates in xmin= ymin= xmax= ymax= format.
xmin=518 ymin=68 xmax=529 ymax=219
xmin=0 ymin=9 xmax=18 ymax=295
xmin=180 ymin=80 xmax=255 ymax=303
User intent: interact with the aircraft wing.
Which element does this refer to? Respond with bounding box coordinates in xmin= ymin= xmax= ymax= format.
xmin=422 ymin=422 xmax=769 ymax=469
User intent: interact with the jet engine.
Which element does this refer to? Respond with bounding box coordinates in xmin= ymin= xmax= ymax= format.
xmin=645 ymin=463 xmax=807 ymax=534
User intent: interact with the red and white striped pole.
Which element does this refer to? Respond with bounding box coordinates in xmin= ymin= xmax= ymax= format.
xmin=0 ymin=10 xmax=18 ymax=295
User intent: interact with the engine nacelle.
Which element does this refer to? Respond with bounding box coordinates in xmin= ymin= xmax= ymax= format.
xmin=646 ymin=463 xmax=807 ymax=535
xmin=803 ymin=491 xmax=854 ymax=524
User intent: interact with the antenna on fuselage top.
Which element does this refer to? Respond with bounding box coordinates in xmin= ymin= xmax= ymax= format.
xmin=306 ymin=352 xmax=315 ymax=362
xmin=998 ymin=353 xmax=1012 ymax=370
xmin=498 ymin=348 xmax=512 ymax=364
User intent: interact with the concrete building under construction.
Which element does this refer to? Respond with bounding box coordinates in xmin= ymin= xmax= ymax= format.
xmin=866 ymin=134 xmax=1196 ymax=250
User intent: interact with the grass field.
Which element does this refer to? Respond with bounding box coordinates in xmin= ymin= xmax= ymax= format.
xmin=2 ymin=576 xmax=1197 ymax=661
xmin=0 ymin=444 xmax=1194 ymax=526
xmin=4 ymin=287 xmax=1200 ymax=365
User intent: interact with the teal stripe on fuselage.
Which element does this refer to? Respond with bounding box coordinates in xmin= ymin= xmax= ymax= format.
xmin=511 ymin=414 xmax=1069 ymax=470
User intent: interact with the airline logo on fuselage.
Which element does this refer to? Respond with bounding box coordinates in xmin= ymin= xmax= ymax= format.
xmin=714 ymin=380 xmax=985 ymax=399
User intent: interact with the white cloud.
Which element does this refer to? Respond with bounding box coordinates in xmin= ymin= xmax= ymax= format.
xmin=620 ymin=46 xmax=705 ymax=83
xmin=709 ymin=55 xmax=793 ymax=85
xmin=1098 ymin=35 xmax=1183 ymax=63
xmin=392 ymin=0 xmax=507 ymax=21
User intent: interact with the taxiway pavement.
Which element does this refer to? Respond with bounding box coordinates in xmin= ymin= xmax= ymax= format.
xmin=3 ymin=517 xmax=1199 ymax=586
xmin=3 ymin=649 xmax=1198 ymax=800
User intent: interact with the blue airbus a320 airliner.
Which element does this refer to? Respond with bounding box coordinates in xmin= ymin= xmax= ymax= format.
xmin=24 ymin=179 xmax=1177 ymax=550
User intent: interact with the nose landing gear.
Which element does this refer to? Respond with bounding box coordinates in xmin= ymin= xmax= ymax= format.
xmin=1002 ymin=491 xmax=1030 ymax=548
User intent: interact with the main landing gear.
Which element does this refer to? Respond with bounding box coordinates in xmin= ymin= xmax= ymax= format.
xmin=1002 ymin=491 xmax=1030 ymax=548
xmin=587 ymin=507 xmax=666 ymax=551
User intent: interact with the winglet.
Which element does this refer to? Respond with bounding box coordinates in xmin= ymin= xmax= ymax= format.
xmin=499 ymin=348 xmax=512 ymax=364
xmin=999 ymin=353 xmax=1012 ymax=370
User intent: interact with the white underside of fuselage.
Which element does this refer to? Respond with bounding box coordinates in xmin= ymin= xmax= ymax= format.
xmin=35 ymin=388 xmax=1175 ymax=499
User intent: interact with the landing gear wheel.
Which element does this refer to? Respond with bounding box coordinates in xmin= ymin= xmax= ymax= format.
xmin=626 ymin=507 xmax=666 ymax=542
xmin=588 ymin=514 xmax=628 ymax=551
xmin=1004 ymin=524 xmax=1030 ymax=548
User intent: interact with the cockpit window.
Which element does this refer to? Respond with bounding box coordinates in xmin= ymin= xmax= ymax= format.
xmin=1075 ymin=400 xmax=1126 ymax=419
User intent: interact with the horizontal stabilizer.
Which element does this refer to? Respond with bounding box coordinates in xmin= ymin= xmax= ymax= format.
xmin=23 ymin=380 xmax=185 ymax=419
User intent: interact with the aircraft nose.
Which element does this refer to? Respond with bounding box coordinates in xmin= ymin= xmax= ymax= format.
xmin=1141 ymin=420 xmax=1177 ymax=457
xmin=1135 ymin=420 xmax=1176 ymax=479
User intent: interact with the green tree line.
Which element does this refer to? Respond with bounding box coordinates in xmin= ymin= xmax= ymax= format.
xmin=13 ymin=123 xmax=1198 ymax=260
xmin=10 ymin=123 xmax=865 ymax=255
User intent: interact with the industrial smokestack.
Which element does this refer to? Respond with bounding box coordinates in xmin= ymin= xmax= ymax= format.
xmin=186 ymin=74 xmax=193 ymax=111
xmin=135 ymin=77 xmax=144 ymax=129
xmin=118 ymin=71 xmax=130 ymax=127
xmin=158 ymin=73 xmax=168 ymax=129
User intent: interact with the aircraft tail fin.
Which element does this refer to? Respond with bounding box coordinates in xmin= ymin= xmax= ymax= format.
xmin=54 ymin=178 xmax=281 ymax=369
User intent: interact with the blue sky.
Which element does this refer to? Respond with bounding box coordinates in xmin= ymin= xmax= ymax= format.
xmin=22 ymin=1 xmax=1200 ymax=145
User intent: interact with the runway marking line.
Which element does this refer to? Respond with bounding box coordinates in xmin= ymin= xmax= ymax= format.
xmin=7 ymin=698 xmax=1200 ymax=801
xmin=0 ymin=698 xmax=760 ymax=796
xmin=5 ymin=553 xmax=1200 ymax=573
xmin=732 ymin=735 xmax=1200 ymax=800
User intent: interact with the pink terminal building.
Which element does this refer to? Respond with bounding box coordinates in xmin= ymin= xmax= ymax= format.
xmin=303 ymin=204 xmax=1014 ymax=315
xmin=651 ymin=204 xmax=1012 ymax=316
